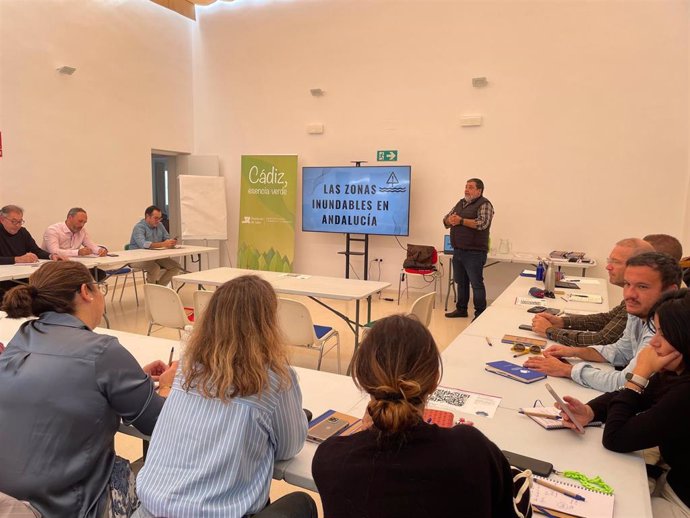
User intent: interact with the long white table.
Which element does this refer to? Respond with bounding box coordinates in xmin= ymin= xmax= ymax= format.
xmin=173 ymin=267 xmax=390 ymax=371
xmin=0 ymin=245 xmax=218 ymax=282
xmin=489 ymin=274 xmax=610 ymax=312
xmin=441 ymin=251 xmax=599 ymax=310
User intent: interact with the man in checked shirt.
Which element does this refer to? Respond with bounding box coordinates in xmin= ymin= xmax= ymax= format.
xmin=531 ymin=238 xmax=653 ymax=346
xmin=443 ymin=178 xmax=494 ymax=320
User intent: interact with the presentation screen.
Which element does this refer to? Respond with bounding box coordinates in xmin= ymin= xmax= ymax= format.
xmin=302 ymin=166 xmax=411 ymax=236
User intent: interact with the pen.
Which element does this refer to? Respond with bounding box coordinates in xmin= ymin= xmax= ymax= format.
xmin=532 ymin=505 xmax=560 ymax=518
xmin=532 ymin=505 xmax=557 ymax=518
xmin=533 ymin=477 xmax=586 ymax=501
xmin=513 ymin=350 xmax=530 ymax=358
xmin=520 ymin=410 xmax=561 ymax=420
xmin=560 ymin=296 xmax=568 ymax=302
xmin=168 ymin=347 xmax=175 ymax=366
xmin=485 ymin=336 xmax=493 ymax=347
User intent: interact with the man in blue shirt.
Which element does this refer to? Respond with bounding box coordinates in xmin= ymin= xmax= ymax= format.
xmin=129 ymin=205 xmax=182 ymax=286
xmin=524 ymin=252 xmax=681 ymax=392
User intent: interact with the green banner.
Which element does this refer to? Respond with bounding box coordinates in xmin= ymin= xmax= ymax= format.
xmin=238 ymin=155 xmax=297 ymax=272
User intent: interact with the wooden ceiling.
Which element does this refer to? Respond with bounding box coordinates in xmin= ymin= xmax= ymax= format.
xmin=151 ymin=0 xmax=236 ymax=21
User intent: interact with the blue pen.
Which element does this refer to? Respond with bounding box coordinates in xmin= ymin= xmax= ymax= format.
xmin=534 ymin=477 xmax=586 ymax=501
xmin=532 ymin=505 xmax=558 ymax=517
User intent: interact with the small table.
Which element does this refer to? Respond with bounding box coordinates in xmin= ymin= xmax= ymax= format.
xmin=174 ymin=267 xmax=390 ymax=372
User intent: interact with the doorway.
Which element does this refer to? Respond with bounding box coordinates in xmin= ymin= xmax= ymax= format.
xmin=151 ymin=153 xmax=180 ymax=239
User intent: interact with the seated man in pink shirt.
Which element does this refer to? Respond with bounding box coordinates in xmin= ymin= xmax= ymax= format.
xmin=43 ymin=207 xmax=107 ymax=258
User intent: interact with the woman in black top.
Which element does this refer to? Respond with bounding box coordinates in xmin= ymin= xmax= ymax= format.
xmin=312 ymin=314 xmax=522 ymax=518
xmin=559 ymin=289 xmax=690 ymax=517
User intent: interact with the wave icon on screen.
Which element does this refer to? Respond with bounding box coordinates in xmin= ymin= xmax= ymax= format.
xmin=378 ymin=171 xmax=407 ymax=192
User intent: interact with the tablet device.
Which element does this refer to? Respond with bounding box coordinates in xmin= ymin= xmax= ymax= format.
xmin=545 ymin=383 xmax=585 ymax=433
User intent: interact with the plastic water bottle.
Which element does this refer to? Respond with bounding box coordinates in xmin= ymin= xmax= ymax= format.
xmin=544 ymin=261 xmax=556 ymax=297
xmin=179 ymin=324 xmax=193 ymax=359
xmin=535 ymin=261 xmax=545 ymax=281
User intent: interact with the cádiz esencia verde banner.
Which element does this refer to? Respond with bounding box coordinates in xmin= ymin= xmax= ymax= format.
xmin=237 ymin=155 xmax=297 ymax=272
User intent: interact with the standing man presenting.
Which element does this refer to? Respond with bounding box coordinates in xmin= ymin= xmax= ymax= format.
xmin=43 ymin=207 xmax=108 ymax=257
xmin=129 ymin=205 xmax=182 ymax=286
xmin=443 ymin=178 xmax=494 ymax=319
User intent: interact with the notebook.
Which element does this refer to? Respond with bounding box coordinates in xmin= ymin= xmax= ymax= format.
xmin=531 ymin=475 xmax=614 ymax=518
xmin=501 ymin=334 xmax=547 ymax=348
xmin=485 ymin=361 xmax=546 ymax=384
xmin=566 ymin=293 xmax=604 ymax=304
xmin=520 ymin=406 xmax=602 ymax=430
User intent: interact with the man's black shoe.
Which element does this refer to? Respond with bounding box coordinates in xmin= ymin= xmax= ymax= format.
xmin=445 ymin=310 xmax=469 ymax=318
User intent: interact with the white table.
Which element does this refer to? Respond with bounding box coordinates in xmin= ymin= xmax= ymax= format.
xmin=173 ymin=267 xmax=390 ymax=371
xmin=489 ymin=274 xmax=609 ymax=312
xmin=441 ymin=251 xmax=599 ymax=311
xmin=486 ymin=251 xmax=598 ymax=276
xmin=0 ymin=246 xmax=217 ymax=283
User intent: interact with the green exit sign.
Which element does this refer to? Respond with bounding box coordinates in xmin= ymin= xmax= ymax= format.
xmin=377 ymin=150 xmax=398 ymax=161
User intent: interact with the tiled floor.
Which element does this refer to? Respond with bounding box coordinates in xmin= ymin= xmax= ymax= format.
xmin=108 ymin=278 xmax=472 ymax=516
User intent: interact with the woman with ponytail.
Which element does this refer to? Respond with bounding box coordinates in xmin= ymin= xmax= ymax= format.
xmin=312 ymin=314 xmax=521 ymax=518
xmin=0 ymin=261 xmax=176 ymax=518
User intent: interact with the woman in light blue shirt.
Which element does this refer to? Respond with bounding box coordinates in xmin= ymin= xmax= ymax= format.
xmin=134 ymin=275 xmax=315 ymax=518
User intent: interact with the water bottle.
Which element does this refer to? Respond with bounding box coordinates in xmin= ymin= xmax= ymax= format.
xmin=179 ymin=324 xmax=193 ymax=359
xmin=535 ymin=261 xmax=544 ymax=281
xmin=544 ymin=260 xmax=556 ymax=297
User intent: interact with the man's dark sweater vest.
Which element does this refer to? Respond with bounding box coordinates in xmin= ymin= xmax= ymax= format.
xmin=449 ymin=196 xmax=492 ymax=251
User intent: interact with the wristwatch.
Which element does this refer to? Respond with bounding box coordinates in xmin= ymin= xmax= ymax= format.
xmin=459 ymin=217 xmax=464 ymax=226
xmin=624 ymin=372 xmax=649 ymax=390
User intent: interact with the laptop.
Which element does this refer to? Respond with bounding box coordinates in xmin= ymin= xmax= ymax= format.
xmin=443 ymin=235 xmax=453 ymax=254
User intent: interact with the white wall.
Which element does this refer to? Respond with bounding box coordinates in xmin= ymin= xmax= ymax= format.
xmin=193 ymin=0 xmax=689 ymax=292
xmin=1 ymin=0 xmax=687 ymax=293
xmin=0 ymin=0 xmax=195 ymax=250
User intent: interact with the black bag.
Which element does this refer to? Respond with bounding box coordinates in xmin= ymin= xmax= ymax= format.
xmin=402 ymin=244 xmax=436 ymax=270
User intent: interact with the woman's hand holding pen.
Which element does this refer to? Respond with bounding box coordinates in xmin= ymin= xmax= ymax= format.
xmin=556 ymin=395 xmax=594 ymax=431
xmin=143 ymin=360 xmax=169 ymax=381
xmin=156 ymin=361 xmax=179 ymax=398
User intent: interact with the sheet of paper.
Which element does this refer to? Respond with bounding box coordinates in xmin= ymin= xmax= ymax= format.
xmin=278 ymin=273 xmax=311 ymax=279
xmin=427 ymin=386 xmax=502 ymax=418
xmin=515 ymin=296 xmax=549 ymax=307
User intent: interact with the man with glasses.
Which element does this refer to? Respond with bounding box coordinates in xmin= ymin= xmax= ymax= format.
xmin=443 ymin=178 xmax=494 ymax=320
xmin=0 ymin=205 xmax=60 ymax=264
xmin=531 ymin=238 xmax=653 ymax=346
xmin=129 ymin=205 xmax=182 ymax=286
xmin=525 ymin=252 xmax=681 ymax=392
xmin=0 ymin=205 xmax=63 ymax=299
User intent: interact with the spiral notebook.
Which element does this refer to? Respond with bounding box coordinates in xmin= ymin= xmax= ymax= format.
xmin=531 ymin=476 xmax=614 ymax=518
xmin=520 ymin=406 xmax=603 ymax=430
